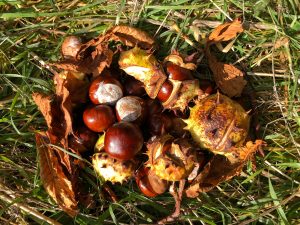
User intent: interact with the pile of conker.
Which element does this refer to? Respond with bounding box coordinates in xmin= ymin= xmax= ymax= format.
xmin=63 ymin=35 xmax=250 ymax=199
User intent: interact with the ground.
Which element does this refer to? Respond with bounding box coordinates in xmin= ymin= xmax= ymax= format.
xmin=0 ymin=1 xmax=300 ymax=224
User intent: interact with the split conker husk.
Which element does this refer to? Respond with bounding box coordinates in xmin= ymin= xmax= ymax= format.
xmin=104 ymin=122 xmax=144 ymax=160
xmin=92 ymin=152 xmax=135 ymax=183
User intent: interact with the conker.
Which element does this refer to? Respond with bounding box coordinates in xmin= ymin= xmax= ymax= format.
xmin=104 ymin=122 xmax=143 ymax=160
xmin=157 ymin=80 xmax=173 ymax=103
xmin=199 ymin=79 xmax=215 ymax=95
xmin=136 ymin=167 xmax=168 ymax=197
xmin=61 ymin=36 xmax=82 ymax=60
xmin=83 ymin=105 xmax=116 ymax=133
xmin=68 ymin=126 xmax=98 ymax=153
xmin=124 ymin=76 xmax=146 ymax=96
xmin=145 ymin=98 xmax=163 ymax=116
xmin=148 ymin=113 xmax=173 ymax=136
xmin=115 ymin=96 xmax=145 ymax=123
xmin=166 ymin=62 xmax=193 ymax=81
xmin=89 ymin=76 xmax=123 ymax=105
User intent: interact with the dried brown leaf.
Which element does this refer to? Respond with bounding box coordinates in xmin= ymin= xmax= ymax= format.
xmin=208 ymin=18 xmax=243 ymax=43
xmin=185 ymin=140 xmax=264 ymax=198
xmin=32 ymin=93 xmax=53 ymax=130
xmin=52 ymin=46 xmax=114 ymax=77
xmin=108 ymin=25 xmax=155 ymax=49
xmin=35 ymin=132 xmax=78 ymax=217
xmin=207 ymin=51 xmax=247 ymax=97
xmin=33 ymin=71 xmax=88 ymax=173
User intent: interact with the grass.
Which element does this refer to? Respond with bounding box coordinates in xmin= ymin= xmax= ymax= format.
xmin=1 ymin=0 xmax=300 ymax=224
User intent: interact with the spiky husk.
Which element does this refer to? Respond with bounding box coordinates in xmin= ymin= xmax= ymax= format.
xmin=146 ymin=135 xmax=197 ymax=181
xmin=92 ymin=152 xmax=134 ymax=183
xmin=185 ymin=93 xmax=250 ymax=156
xmin=164 ymin=52 xmax=197 ymax=70
xmin=162 ymin=79 xmax=206 ymax=112
xmin=118 ymin=46 xmax=167 ymax=98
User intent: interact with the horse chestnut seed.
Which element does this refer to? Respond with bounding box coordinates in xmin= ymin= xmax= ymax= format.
xmin=124 ymin=76 xmax=146 ymax=96
xmin=157 ymin=80 xmax=173 ymax=103
xmin=104 ymin=122 xmax=143 ymax=160
xmin=68 ymin=126 xmax=98 ymax=153
xmin=89 ymin=76 xmax=123 ymax=105
xmin=148 ymin=113 xmax=172 ymax=136
xmin=136 ymin=167 xmax=168 ymax=197
xmin=83 ymin=105 xmax=116 ymax=133
xmin=61 ymin=36 xmax=82 ymax=60
xmin=166 ymin=62 xmax=193 ymax=81
xmin=115 ymin=96 xmax=145 ymax=123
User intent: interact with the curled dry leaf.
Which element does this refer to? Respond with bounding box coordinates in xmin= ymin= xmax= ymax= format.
xmin=185 ymin=140 xmax=264 ymax=198
xmin=35 ymin=132 xmax=78 ymax=217
xmin=207 ymin=50 xmax=247 ymax=97
xmin=33 ymin=71 xmax=88 ymax=176
xmin=208 ymin=18 xmax=244 ymax=43
xmin=53 ymin=45 xmax=114 ymax=77
xmin=108 ymin=25 xmax=155 ymax=49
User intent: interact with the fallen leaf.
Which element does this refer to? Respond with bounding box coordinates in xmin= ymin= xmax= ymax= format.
xmin=32 ymin=93 xmax=53 ymax=131
xmin=208 ymin=18 xmax=243 ymax=43
xmin=108 ymin=25 xmax=155 ymax=49
xmin=185 ymin=140 xmax=264 ymax=198
xmin=33 ymin=71 xmax=88 ymax=173
xmin=207 ymin=50 xmax=247 ymax=97
xmin=52 ymin=45 xmax=114 ymax=77
xmin=32 ymin=93 xmax=66 ymax=139
xmin=274 ymin=37 xmax=289 ymax=49
xmin=35 ymin=132 xmax=78 ymax=217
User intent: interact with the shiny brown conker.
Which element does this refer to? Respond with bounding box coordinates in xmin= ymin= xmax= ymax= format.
xmin=83 ymin=105 xmax=116 ymax=133
xmin=136 ymin=167 xmax=168 ymax=197
xmin=157 ymin=80 xmax=173 ymax=103
xmin=199 ymin=79 xmax=215 ymax=95
xmin=148 ymin=113 xmax=173 ymax=136
xmin=104 ymin=122 xmax=143 ymax=160
xmin=124 ymin=76 xmax=146 ymax=96
xmin=68 ymin=126 xmax=98 ymax=153
xmin=145 ymin=98 xmax=163 ymax=116
xmin=89 ymin=76 xmax=124 ymax=105
xmin=166 ymin=62 xmax=193 ymax=81
xmin=61 ymin=36 xmax=82 ymax=60
xmin=115 ymin=96 xmax=145 ymax=123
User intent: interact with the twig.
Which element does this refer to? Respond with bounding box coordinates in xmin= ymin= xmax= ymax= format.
xmin=103 ymin=184 xmax=118 ymax=203
xmin=158 ymin=180 xmax=186 ymax=224
xmin=264 ymin=160 xmax=300 ymax=184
